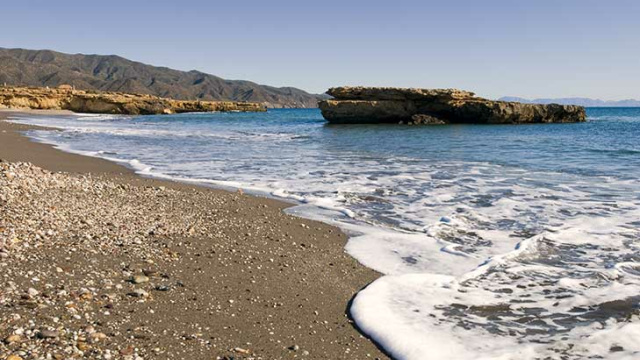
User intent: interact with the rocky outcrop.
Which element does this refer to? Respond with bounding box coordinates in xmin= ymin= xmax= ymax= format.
xmin=0 ymin=86 xmax=266 ymax=115
xmin=0 ymin=47 xmax=322 ymax=108
xmin=319 ymin=87 xmax=586 ymax=124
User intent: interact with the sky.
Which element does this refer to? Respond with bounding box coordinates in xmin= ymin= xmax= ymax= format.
xmin=1 ymin=0 xmax=639 ymax=100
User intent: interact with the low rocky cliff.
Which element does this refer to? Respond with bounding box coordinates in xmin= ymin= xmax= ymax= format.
xmin=319 ymin=87 xmax=586 ymax=124
xmin=0 ymin=86 xmax=266 ymax=115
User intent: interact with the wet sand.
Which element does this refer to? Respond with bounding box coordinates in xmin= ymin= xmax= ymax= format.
xmin=0 ymin=111 xmax=388 ymax=359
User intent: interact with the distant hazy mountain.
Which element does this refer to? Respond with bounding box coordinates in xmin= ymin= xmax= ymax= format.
xmin=500 ymin=96 xmax=640 ymax=107
xmin=0 ymin=47 xmax=322 ymax=108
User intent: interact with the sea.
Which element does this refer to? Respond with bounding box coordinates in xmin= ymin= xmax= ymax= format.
xmin=7 ymin=108 xmax=640 ymax=360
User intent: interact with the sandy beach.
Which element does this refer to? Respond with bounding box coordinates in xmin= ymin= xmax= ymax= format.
xmin=0 ymin=111 xmax=388 ymax=360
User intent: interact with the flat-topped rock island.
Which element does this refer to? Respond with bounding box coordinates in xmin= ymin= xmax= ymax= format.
xmin=319 ymin=86 xmax=586 ymax=124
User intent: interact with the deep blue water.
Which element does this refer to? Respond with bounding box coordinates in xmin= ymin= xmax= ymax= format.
xmin=23 ymin=107 xmax=640 ymax=177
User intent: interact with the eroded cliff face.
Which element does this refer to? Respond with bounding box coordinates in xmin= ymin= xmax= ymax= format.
xmin=0 ymin=86 xmax=266 ymax=115
xmin=319 ymin=87 xmax=586 ymax=124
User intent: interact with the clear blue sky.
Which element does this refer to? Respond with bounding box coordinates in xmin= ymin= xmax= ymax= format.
xmin=1 ymin=0 xmax=638 ymax=100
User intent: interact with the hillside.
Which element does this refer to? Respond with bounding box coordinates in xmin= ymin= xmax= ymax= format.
xmin=0 ymin=47 xmax=320 ymax=108
xmin=499 ymin=96 xmax=640 ymax=107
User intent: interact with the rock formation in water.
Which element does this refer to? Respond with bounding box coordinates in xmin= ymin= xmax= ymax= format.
xmin=319 ymin=87 xmax=586 ymax=124
xmin=0 ymin=86 xmax=266 ymax=115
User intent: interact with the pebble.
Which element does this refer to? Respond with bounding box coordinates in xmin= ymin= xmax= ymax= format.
xmin=132 ymin=275 xmax=150 ymax=284
xmin=0 ymin=160 xmax=382 ymax=359
xmin=90 ymin=332 xmax=108 ymax=341
xmin=27 ymin=287 xmax=39 ymax=297
xmin=142 ymin=269 xmax=158 ymax=277
xmin=129 ymin=289 xmax=149 ymax=298
xmin=38 ymin=329 xmax=59 ymax=338
xmin=234 ymin=347 xmax=250 ymax=354
xmin=4 ymin=334 xmax=22 ymax=344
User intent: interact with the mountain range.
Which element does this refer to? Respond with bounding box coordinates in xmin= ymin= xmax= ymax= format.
xmin=499 ymin=96 xmax=640 ymax=107
xmin=0 ymin=47 xmax=322 ymax=108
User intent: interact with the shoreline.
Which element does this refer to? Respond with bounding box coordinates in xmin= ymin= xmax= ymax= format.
xmin=0 ymin=110 xmax=388 ymax=359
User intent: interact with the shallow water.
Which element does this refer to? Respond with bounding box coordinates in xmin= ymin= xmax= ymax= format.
xmin=9 ymin=108 xmax=640 ymax=359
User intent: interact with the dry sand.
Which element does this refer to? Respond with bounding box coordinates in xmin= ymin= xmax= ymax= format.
xmin=0 ymin=112 xmax=388 ymax=360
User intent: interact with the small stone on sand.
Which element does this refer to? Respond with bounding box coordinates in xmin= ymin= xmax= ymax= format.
xmin=132 ymin=275 xmax=149 ymax=284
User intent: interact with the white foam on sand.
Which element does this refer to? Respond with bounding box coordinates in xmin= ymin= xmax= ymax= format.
xmin=350 ymin=208 xmax=640 ymax=360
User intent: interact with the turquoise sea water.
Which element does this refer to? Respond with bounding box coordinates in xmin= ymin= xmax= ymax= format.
xmin=9 ymin=108 xmax=640 ymax=360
